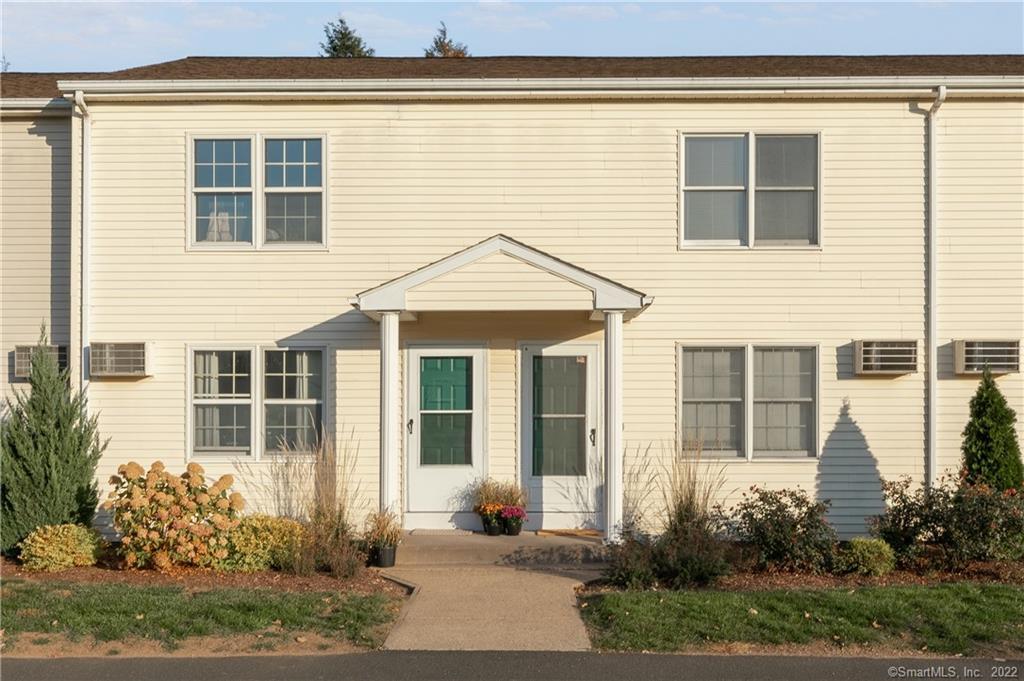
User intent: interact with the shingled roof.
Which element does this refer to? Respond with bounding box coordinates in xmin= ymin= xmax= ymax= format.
xmin=4 ymin=54 xmax=1023 ymax=99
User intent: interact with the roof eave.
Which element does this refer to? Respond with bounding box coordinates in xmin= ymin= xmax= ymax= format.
xmin=55 ymin=74 xmax=1024 ymax=97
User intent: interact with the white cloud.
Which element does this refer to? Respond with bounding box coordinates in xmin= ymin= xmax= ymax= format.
xmin=455 ymin=2 xmax=552 ymax=32
xmin=187 ymin=5 xmax=278 ymax=31
xmin=341 ymin=9 xmax=435 ymax=41
xmin=552 ymin=4 xmax=619 ymax=21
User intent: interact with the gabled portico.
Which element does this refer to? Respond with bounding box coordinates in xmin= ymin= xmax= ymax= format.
xmin=352 ymin=234 xmax=651 ymax=537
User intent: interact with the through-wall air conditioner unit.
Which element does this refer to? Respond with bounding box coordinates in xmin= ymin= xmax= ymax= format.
xmin=13 ymin=345 xmax=68 ymax=378
xmin=954 ymin=340 xmax=1020 ymax=375
xmin=89 ymin=342 xmax=153 ymax=378
xmin=854 ymin=340 xmax=918 ymax=375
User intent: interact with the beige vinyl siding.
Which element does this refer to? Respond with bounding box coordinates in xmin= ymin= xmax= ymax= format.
xmin=406 ymin=251 xmax=594 ymax=311
xmin=1 ymin=114 xmax=72 ymax=401
xmin=934 ymin=101 xmax=1024 ymax=480
xmin=72 ymin=98 xmax=1022 ymax=535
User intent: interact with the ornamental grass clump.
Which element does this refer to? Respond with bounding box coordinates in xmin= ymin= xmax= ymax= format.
xmin=18 ymin=523 xmax=103 ymax=572
xmin=104 ymin=460 xmax=245 ymax=570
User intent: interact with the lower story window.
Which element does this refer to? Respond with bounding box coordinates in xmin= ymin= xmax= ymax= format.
xmin=264 ymin=349 xmax=323 ymax=453
xmin=191 ymin=347 xmax=324 ymax=457
xmin=193 ymin=350 xmax=252 ymax=455
xmin=753 ymin=347 xmax=816 ymax=458
xmin=679 ymin=347 xmax=744 ymax=457
xmin=679 ymin=344 xmax=817 ymax=460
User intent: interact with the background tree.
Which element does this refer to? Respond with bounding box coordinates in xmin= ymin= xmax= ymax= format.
xmin=424 ymin=21 xmax=469 ymax=58
xmin=1 ymin=328 xmax=107 ymax=553
xmin=320 ymin=16 xmax=374 ymax=57
xmin=961 ymin=367 xmax=1023 ymax=490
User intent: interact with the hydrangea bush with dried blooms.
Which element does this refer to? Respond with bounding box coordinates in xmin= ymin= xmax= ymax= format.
xmin=104 ymin=460 xmax=244 ymax=570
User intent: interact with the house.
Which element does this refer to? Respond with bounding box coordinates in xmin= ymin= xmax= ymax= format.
xmin=2 ymin=55 xmax=1022 ymax=538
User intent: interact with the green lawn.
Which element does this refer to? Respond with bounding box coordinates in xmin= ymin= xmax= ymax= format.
xmin=580 ymin=584 xmax=1024 ymax=655
xmin=1 ymin=579 xmax=397 ymax=650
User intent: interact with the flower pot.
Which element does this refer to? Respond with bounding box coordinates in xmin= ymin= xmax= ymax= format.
xmin=373 ymin=545 xmax=397 ymax=568
xmin=503 ymin=521 xmax=522 ymax=536
xmin=483 ymin=518 xmax=502 ymax=536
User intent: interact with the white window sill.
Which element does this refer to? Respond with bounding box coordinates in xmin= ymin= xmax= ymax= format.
xmin=678 ymin=244 xmax=822 ymax=252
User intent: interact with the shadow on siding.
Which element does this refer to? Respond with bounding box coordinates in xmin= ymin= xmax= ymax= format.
xmin=816 ymin=399 xmax=884 ymax=538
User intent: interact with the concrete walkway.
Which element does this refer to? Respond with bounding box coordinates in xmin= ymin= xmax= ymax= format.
xmin=382 ymin=532 xmax=604 ymax=651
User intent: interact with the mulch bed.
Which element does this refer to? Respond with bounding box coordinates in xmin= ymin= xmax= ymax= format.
xmin=582 ymin=560 xmax=1024 ymax=594
xmin=0 ymin=556 xmax=407 ymax=598
xmin=714 ymin=560 xmax=1024 ymax=591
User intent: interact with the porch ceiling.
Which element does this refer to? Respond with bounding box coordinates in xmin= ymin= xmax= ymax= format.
xmin=350 ymin=234 xmax=652 ymax=321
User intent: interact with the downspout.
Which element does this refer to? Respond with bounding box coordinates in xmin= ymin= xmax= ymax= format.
xmin=74 ymin=90 xmax=91 ymax=390
xmin=926 ymin=84 xmax=947 ymax=488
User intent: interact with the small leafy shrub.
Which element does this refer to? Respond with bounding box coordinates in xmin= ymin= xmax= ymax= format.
xmin=961 ymin=367 xmax=1023 ymax=491
xmin=871 ymin=477 xmax=935 ymax=566
xmin=18 ymin=523 xmax=102 ymax=572
xmin=653 ymin=523 xmax=730 ymax=588
xmin=726 ymin=486 xmax=837 ymax=573
xmin=872 ymin=476 xmax=1024 ymax=570
xmin=837 ymin=537 xmax=896 ymax=576
xmin=605 ymin=530 xmax=658 ymax=590
xmin=104 ymin=461 xmax=245 ymax=570
xmin=935 ymin=483 xmax=1024 ymax=568
xmin=227 ymin=514 xmax=306 ymax=572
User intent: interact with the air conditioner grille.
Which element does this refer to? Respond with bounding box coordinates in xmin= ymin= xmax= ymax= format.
xmin=956 ymin=340 xmax=1020 ymax=374
xmin=91 ymin=342 xmax=148 ymax=377
xmin=855 ymin=340 xmax=918 ymax=375
xmin=14 ymin=345 xmax=68 ymax=378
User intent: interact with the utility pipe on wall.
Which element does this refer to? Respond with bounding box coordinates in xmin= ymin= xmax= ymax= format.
xmin=74 ymin=90 xmax=91 ymax=390
xmin=926 ymin=84 xmax=947 ymax=488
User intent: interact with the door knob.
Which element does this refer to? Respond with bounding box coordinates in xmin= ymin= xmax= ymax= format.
xmin=589 ymin=428 xmax=596 ymax=446
xmin=407 ymin=419 xmax=414 ymax=434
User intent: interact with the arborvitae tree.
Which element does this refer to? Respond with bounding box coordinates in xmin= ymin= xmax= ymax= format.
xmin=424 ymin=22 xmax=469 ymax=58
xmin=961 ymin=367 xmax=1023 ymax=491
xmin=320 ymin=16 xmax=375 ymax=57
xmin=1 ymin=329 xmax=107 ymax=553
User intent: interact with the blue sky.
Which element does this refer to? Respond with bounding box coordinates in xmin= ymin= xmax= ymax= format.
xmin=2 ymin=1 xmax=1022 ymax=72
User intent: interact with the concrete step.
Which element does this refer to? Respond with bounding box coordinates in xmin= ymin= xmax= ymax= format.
xmin=395 ymin=531 xmax=608 ymax=568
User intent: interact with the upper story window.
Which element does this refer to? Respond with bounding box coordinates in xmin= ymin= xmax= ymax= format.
xmin=680 ymin=133 xmax=819 ymax=248
xmin=190 ymin=135 xmax=326 ymax=249
xmin=194 ymin=139 xmax=253 ymax=244
xmin=264 ymin=139 xmax=323 ymax=245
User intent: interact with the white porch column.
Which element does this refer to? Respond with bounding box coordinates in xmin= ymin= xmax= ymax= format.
xmin=379 ymin=311 xmax=401 ymax=512
xmin=604 ymin=310 xmax=625 ymax=539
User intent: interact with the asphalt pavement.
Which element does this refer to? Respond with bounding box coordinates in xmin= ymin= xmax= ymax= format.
xmin=6 ymin=651 xmax=1022 ymax=681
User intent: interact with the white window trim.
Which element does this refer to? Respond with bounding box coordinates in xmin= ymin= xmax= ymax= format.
xmin=186 ymin=132 xmax=330 ymax=253
xmin=676 ymin=342 xmax=821 ymax=461
xmin=258 ymin=132 xmax=330 ymax=252
xmin=678 ymin=130 xmax=823 ymax=251
xmin=186 ymin=343 xmax=329 ymax=462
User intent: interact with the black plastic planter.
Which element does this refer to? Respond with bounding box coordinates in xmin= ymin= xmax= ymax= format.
xmin=373 ymin=545 xmax=397 ymax=568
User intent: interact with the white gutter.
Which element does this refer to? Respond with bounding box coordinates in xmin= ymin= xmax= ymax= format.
xmin=926 ymin=84 xmax=947 ymax=488
xmin=55 ymin=75 xmax=1023 ymax=94
xmin=0 ymin=97 xmax=73 ymax=113
xmin=74 ymin=90 xmax=91 ymax=389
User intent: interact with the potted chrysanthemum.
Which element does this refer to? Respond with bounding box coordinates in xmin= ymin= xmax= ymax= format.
xmin=475 ymin=502 xmax=504 ymax=536
xmin=500 ymin=505 xmax=527 ymax=536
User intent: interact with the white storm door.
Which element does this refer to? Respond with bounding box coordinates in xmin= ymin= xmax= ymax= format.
xmin=521 ymin=343 xmax=601 ymax=528
xmin=406 ymin=347 xmax=486 ymax=513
